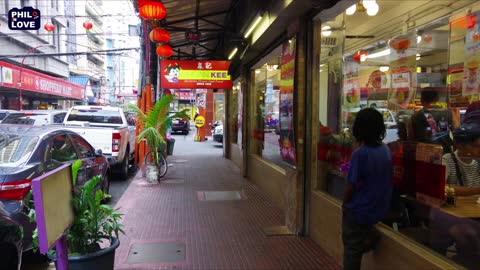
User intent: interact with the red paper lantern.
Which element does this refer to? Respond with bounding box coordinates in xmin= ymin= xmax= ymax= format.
xmin=389 ymin=38 xmax=410 ymax=53
xmin=473 ymin=32 xmax=480 ymax=42
xmin=44 ymin=22 xmax=54 ymax=32
xmin=352 ymin=50 xmax=368 ymax=62
xmin=186 ymin=31 xmax=201 ymax=42
xmin=83 ymin=20 xmax=93 ymax=30
xmin=156 ymin=44 xmax=173 ymax=57
xmin=467 ymin=14 xmax=477 ymax=29
xmin=422 ymin=34 xmax=432 ymax=43
xmin=149 ymin=28 xmax=170 ymax=43
xmin=139 ymin=1 xmax=167 ymax=20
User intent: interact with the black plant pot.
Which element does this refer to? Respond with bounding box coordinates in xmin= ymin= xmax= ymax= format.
xmin=49 ymin=237 xmax=120 ymax=270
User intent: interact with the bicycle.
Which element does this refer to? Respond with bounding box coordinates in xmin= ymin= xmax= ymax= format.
xmin=144 ymin=148 xmax=168 ymax=178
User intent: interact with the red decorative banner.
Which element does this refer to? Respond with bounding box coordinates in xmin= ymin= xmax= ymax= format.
xmin=160 ymin=60 xmax=232 ymax=89
xmin=0 ymin=61 xmax=84 ymax=100
xmin=279 ymin=38 xmax=297 ymax=165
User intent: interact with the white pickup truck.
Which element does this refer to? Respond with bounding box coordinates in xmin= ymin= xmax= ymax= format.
xmin=63 ymin=105 xmax=136 ymax=179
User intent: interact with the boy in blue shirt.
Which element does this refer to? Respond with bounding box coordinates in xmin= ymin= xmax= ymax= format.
xmin=343 ymin=108 xmax=393 ymax=270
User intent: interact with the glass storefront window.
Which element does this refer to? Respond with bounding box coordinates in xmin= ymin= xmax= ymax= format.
xmin=251 ymin=39 xmax=297 ymax=168
xmin=231 ymin=81 xmax=242 ymax=146
xmin=316 ymin=1 xmax=480 ymax=268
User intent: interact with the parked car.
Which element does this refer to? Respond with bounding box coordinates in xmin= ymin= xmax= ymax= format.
xmin=265 ymin=112 xmax=279 ymax=130
xmin=0 ymin=110 xmax=16 ymax=123
xmin=343 ymin=107 xmax=398 ymax=143
xmin=0 ymin=125 xmax=110 ymax=268
xmin=169 ymin=112 xmax=190 ymax=134
xmin=63 ymin=106 xmax=136 ymax=179
xmin=1 ymin=110 xmax=66 ymax=126
xmin=213 ymin=124 xmax=224 ymax=143
xmin=0 ymin=212 xmax=23 ymax=270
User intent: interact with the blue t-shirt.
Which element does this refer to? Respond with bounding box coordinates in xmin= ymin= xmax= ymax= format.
xmin=344 ymin=144 xmax=393 ymax=225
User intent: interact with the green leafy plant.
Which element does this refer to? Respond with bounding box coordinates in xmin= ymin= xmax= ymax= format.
xmin=27 ymin=160 xmax=124 ymax=255
xmin=124 ymin=94 xmax=189 ymax=165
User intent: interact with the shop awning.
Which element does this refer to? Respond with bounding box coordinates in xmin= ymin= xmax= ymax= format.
xmin=68 ymin=76 xmax=89 ymax=86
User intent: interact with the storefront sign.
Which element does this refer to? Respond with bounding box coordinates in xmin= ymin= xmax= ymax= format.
xmin=389 ymin=67 xmax=414 ymax=109
xmin=343 ymin=61 xmax=361 ymax=109
xmin=279 ymin=38 xmax=297 ymax=165
xmin=0 ymin=61 xmax=84 ymax=100
xmin=175 ymin=91 xmax=195 ymax=101
xmin=463 ymin=10 xmax=480 ymax=96
xmin=160 ymin=60 xmax=232 ymax=89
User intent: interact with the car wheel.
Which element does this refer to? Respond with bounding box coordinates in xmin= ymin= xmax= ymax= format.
xmin=128 ymin=152 xmax=137 ymax=172
xmin=119 ymin=151 xmax=129 ymax=180
xmin=0 ymin=243 xmax=19 ymax=270
xmin=102 ymin=173 xmax=111 ymax=203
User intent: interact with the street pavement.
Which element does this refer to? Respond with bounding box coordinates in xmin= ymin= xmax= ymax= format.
xmin=112 ymin=132 xmax=340 ymax=269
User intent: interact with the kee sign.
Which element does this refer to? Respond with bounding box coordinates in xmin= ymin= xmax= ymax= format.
xmin=8 ymin=7 xmax=41 ymax=30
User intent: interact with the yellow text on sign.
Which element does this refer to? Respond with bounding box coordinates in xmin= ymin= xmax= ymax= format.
xmin=178 ymin=70 xmax=231 ymax=81
xmin=195 ymin=116 xmax=206 ymax=128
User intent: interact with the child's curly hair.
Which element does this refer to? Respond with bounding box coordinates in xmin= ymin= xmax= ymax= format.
xmin=352 ymin=108 xmax=386 ymax=146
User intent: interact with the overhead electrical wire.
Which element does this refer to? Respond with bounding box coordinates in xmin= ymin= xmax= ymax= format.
xmin=0 ymin=47 xmax=140 ymax=60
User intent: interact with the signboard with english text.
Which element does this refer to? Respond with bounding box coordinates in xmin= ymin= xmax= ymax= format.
xmin=160 ymin=60 xmax=232 ymax=89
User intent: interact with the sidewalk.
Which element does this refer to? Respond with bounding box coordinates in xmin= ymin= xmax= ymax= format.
xmin=113 ymin=134 xmax=340 ymax=270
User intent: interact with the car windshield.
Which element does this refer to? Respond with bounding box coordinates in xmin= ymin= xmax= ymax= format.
xmin=0 ymin=112 xmax=8 ymax=120
xmin=2 ymin=113 xmax=49 ymax=125
xmin=66 ymin=109 xmax=122 ymax=124
xmin=0 ymin=133 xmax=39 ymax=166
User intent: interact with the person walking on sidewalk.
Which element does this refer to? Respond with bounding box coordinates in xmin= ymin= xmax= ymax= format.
xmin=342 ymin=108 xmax=393 ymax=270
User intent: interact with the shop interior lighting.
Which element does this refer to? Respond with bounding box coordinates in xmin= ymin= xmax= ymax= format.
xmin=366 ymin=48 xmax=390 ymax=59
xmin=228 ymin=47 xmax=238 ymax=60
xmin=346 ymin=0 xmax=379 ymax=16
xmin=255 ymin=70 xmax=261 ymax=74
xmin=416 ymin=35 xmax=422 ymax=44
xmin=244 ymin=14 xmax=263 ymax=38
xmin=321 ymin=25 xmax=332 ymax=36
xmin=379 ymin=66 xmax=389 ymax=72
xmin=416 ymin=53 xmax=421 ymax=60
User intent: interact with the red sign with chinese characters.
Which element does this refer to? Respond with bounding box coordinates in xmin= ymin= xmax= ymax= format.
xmin=160 ymin=60 xmax=232 ymax=89
xmin=175 ymin=91 xmax=195 ymax=101
xmin=0 ymin=61 xmax=84 ymax=100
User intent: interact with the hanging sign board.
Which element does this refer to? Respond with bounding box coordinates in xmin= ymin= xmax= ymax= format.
xmin=160 ymin=60 xmax=232 ymax=89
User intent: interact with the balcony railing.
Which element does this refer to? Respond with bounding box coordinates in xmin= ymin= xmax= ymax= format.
xmin=86 ymin=0 xmax=104 ymax=18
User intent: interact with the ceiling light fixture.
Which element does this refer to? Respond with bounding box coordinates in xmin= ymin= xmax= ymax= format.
xmin=321 ymin=25 xmax=332 ymax=36
xmin=228 ymin=47 xmax=238 ymax=60
xmin=346 ymin=0 xmax=379 ymax=16
xmin=244 ymin=14 xmax=263 ymax=38
xmin=379 ymin=66 xmax=390 ymax=72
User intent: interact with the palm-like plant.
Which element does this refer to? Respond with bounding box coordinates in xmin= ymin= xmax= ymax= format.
xmin=124 ymin=94 xmax=189 ymax=165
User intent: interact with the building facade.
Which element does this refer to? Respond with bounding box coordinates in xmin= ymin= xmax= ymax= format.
xmin=227 ymin=0 xmax=480 ymax=269
xmin=0 ymin=0 xmax=83 ymax=109
xmin=70 ymin=0 xmax=106 ymax=104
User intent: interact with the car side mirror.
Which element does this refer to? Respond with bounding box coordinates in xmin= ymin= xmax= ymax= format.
xmin=95 ymin=148 xmax=103 ymax=157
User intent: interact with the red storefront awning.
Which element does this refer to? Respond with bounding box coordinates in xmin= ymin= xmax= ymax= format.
xmin=0 ymin=61 xmax=84 ymax=100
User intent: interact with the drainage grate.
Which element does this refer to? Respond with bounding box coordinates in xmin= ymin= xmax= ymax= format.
xmin=127 ymin=242 xmax=185 ymax=264
xmin=262 ymin=226 xmax=294 ymax=236
xmin=197 ymin=191 xmax=243 ymax=201
xmin=170 ymin=159 xmax=189 ymax=163
xmin=162 ymin=179 xmax=184 ymax=184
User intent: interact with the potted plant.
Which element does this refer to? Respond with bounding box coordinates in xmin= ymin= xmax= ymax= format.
xmin=27 ymin=160 xmax=123 ymax=270
xmin=125 ymin=94 xmax=189 ymax=183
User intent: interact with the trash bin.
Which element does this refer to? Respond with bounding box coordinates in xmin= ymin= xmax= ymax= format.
xmin=167 ymin=138 xmax=175 ymax=155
